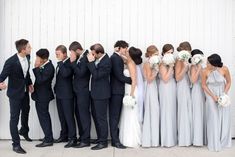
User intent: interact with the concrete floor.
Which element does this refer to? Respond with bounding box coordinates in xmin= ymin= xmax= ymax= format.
xmin=0 ymin=140 xmax=234 ymax=157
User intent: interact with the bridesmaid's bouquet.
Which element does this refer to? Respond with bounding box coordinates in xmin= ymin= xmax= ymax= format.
xmin=162 ymin=53 xmax=175 ymax=66
xmin=123 ymin=95 xmax=136 ymax=108
xmin=149 ymin=55 xmax=161 ymax=69
xmin=177 ymin=50 xmax=191 ymax=62
xmin=218 ymin=94 xmax=231 ymax=107
xmin=191 ymin=54 xmax=204 ymax=65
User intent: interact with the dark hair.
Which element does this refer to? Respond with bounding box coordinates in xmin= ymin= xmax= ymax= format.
xmin=56 ymin=45 xmax=67 ymax=54
xmin=114 ymin=40 xmax=129 ymax=49
xmin=90 ymin=43 xmax=104 ymax=54
xmin=129 ymin=47 xmax=142 ymax=65
xmin=189 ymin=49 xmax=204 ymax=63
xmin=15 ymin=39 xmax=29 ymax=53
xmin=36 ymin=49 xmax=49 ymax=60
xmin=177 ymin=41 xmax=192 ymax=52
xmin=162 ymin=44 xmax=174 ymax=56
xmin=145 ymin=45 xmax=158 ymax=58
xmin=207 ymin=53 xmax=223 ymax=68
xmin=69 ymin=41 xmax=83 ymax=51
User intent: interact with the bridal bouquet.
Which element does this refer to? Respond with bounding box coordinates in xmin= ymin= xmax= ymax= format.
xmin=218 ymin=94 xmax=231 ymax=107
xmin=123 ymin=95 xmax=136 ymax=108
xmin=177 ymin=50 xmax=191 ymax=62
xmin=149 ymin=55 xmax=161 ymax=68
xmin=162 ymin=53 xmax=175 ymax=66
xmin=191 ymin=54 xmax=204 ymax=65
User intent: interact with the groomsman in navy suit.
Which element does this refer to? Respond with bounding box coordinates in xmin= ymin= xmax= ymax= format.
xmin=54 ymin=45 xmax=77 ymax=147
xmin=0 ymin=39 xmax=34 ymax=154
xmin=69 ymin=41 xmax=92 ymax=148
xmin=110 ymin=40 xmax=132 ymax=149
xmin=32 ymin=49 xmax=54 ymax=148
xmin=87 ymin=43 xmax=111 ymax=150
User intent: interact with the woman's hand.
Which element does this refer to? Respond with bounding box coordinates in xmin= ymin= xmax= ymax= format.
xmin=212 ymin=95 xmax=219 ymax=102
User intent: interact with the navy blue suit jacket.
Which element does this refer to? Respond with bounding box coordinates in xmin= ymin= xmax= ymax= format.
xmin=110 ymin=53 xmax=131 ymax=95
xmin=71 ymin=50 xmax=91 ymax=94
xmin=54 ymin=58 xmax=74 ymax=99
xmin=88 ymin=54 xmax=111 ymax=100
xmin=0 ymin=54 xmax=32 ymax=99
xmin=31 ymin=60 xmax=55 ymax=102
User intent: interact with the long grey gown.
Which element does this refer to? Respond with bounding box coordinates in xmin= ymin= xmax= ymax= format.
xmin=159 ymin=66 xmax=177 ymax=147
xmin=191 ymin=72 xmax=207 ymax=146
xmin=206 ymin=69 xmax=231 ymax=151
xmin=177 ymin=68 xmax=193 ymax=146
xmin=142 ymin=65 xmax=160 ymax=147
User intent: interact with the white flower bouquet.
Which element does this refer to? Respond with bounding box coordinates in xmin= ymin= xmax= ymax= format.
xmin=177 ymin=50 xmax=191 ymax=61
xmin=162 ymin=53 xmax=175 ymax=66
xmin=218 ymin=94 xmax=231 ymax=107
xmin=149 ymin=55 xmax=161 ymax=68
xmin=123 ymin=95 xmax=136 ymax=108
xmin=191 ymin=54 xmax=204 ymax=65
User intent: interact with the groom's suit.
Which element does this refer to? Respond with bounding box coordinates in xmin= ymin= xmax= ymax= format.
xmin=109 ymin=52 xmax=132 ymax=144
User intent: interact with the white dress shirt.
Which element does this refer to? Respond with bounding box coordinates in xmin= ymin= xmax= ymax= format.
xmin=17 ymin=54 xmax=29 ymax=78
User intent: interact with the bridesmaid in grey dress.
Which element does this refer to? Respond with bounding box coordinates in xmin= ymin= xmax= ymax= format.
xmin=201 ymin=54 xmax=232 ymax=151
xmin=142 ymin=45 xmax=160 ymax=147
xmin=159 ymin=44 xmax=177 ymax=147
xmin=189 ymin=49 xmax=206 ymax=146
xmin=175 ymin=41 xmax=193 ymax=146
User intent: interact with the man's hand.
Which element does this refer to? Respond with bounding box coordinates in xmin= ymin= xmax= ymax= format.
xmin=28 ymin=84 xmax=34 ymax=93
xmin=87 ymin=52 xmax=95 ymax=62
xmin=34 ymin=57 xmax=42 ymax=68
xmin=70 ymin=51 xmax=77 ymax=62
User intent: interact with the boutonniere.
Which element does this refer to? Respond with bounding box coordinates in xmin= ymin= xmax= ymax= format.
xmin=39 ymin=66 xmax=44 ymax=72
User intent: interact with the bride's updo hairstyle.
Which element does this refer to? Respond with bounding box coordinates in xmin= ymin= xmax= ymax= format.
xmin=207 ymin=53 xmax=223 ymax=68
xmin=129 ymin=47 xmax=143 ymax=65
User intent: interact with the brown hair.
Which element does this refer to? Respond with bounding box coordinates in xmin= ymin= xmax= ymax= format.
xmin=15 ymin=39 xmax=29 ymax=53
xmin=56 ymin=45 xmax=67 ymax=54
xmin=145 ymin=45 xmax=158 ymax=58
xmin=177 ymin=41 xmax=192 ymax=52
xmin=90 ymin=43 xmax=104 ymax=54
xmin=162 ymin=44 xmax=174 ymax=56
xmin=69 ymin=41 xmax=83 ymax=51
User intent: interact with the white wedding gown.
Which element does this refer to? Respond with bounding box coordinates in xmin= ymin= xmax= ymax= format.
xmin=119 ymin=69 xmax=141 ymax=147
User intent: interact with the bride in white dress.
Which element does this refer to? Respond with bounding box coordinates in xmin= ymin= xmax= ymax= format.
xmin=119 ymin=47 xmax=142 ymax=148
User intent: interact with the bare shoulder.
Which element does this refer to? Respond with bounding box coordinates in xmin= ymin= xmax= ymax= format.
xmin=222 ymin=65 xmax=229 ymax=71
xmin=202 ymin=68 xmax=209 ymax=75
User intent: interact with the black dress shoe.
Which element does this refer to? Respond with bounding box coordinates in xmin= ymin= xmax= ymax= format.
xmin=91 ymin=143 xmax=108 ymax=150
xmin=35 ymin=142 xmax=53 ymax=147
xmin=111 ymin=142 xmax=126 ymax=149
xmin=90 ymin=139 xmax=99 ymax=144
xmin=13 ymin=146 xmax=26 ymax=154
xmin=54 ymin=137 xmax=68 ymax=143
xmin=64 ymin=140 xmax=77 ymax=148
xmin=19 ymin=132 xmax=33 ymax=142
xmin=73 ymin=142 xmax=90 ymax=148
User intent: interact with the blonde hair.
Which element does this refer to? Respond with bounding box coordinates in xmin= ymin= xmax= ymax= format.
xmin=145 ymin=45 xmax=158 ymax=58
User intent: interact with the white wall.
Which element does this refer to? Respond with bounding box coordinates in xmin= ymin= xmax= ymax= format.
xmin=0 ymin=0 xmax=234 ymax=139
